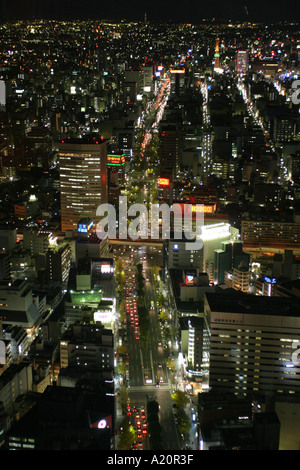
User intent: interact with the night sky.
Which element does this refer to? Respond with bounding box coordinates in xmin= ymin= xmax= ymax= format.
xmin=0 ymin=0 xmax=299 ymax=23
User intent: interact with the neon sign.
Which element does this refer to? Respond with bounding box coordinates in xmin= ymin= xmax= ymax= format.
xmin=191 ymin=204 xmax=217 ymax=214
xmin=158 ymin=177 xmax=170 ymax=187
xmin=107 ymin=155 xmax=126 ymax=166
xmin=78 ymin=221 xmax=94 ymax=233
xmin=101 ymin=264 xmax=112 ymax=274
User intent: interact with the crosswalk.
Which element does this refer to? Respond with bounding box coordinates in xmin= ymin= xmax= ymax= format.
xmin=128 ymin=383 xmax=171 ymax=392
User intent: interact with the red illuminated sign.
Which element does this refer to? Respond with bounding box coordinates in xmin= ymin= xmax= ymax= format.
xmin=101 ymin=264 xmax=111 ymax=273
xmin=158 ymin=177 xmax=170 ymax=187
xmin=186 ymin=274 xmax=194 ymax=285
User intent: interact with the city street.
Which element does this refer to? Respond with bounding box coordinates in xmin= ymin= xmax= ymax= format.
xmin=116 ymin=244 xmax=182 ymax=450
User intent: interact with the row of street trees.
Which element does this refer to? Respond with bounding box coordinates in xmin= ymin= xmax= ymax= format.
xmin=118 ymin=416 xmax=137 ymax=450
xmin=114 ymin=257 xmax=130 ymax=416
xmin=171 ymin=390 xmax=192 ymax=437
xmin=135 ymin=263 xmax=150 ymax=347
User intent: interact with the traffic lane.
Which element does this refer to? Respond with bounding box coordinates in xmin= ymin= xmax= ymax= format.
xmin=156 ymin=388 xmax=182 ymax=450
xmin=146 ymin=296 xmax=166 ymax=384
xmin=128 ymin=389 xmax=181 ymax=451
xmin=127 ymin=321 xmax=143 ymax=387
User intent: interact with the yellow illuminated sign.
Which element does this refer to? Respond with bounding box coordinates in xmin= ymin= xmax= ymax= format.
xmin=191 ymin=204 xmax=216 ymax=214
xmin=170 ymin=69 xmax=185 ymax=74
xmin=158 ymin=177 xmax=170 ymax=187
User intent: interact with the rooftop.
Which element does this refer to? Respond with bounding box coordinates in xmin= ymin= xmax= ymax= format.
xmin=205 ymin=292 xmax=300 ymax=317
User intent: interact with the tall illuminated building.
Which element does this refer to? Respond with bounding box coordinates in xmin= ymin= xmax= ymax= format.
xmin=214 ymin=38 xmax=220 ymax=69
xmin=59 ymin=137 xmax=108 ymax=233
xmin=203 ymin=292 xmax=300 ymax=399
xmin=213 ymin=38 xmax=223 ymax=74
xmin=235 ymin=50 xmax=249 ymax=74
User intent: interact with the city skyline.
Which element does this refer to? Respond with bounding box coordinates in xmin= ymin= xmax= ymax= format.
xmin=0 ymin=0 xmax=299 ymax=22
xmin=0 ymin=9 xmax=299 ymax=453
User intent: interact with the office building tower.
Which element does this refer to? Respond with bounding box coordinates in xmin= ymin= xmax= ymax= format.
xmin=273 ymin=114 xmax=296 ymax=143
xmin=0 ymin=80 xmax=6 ymax=111
xmin=76 ymin=219 xmax=109 ymax=265
xmin=287 ymin=151 xmax=300 ymax=184
xmin=235 ymin=51 xmax=249 ymax=74
xmin=142 ymin=65 xmax=154 ymax=93
xmin=59 ymin=137 xmax=108 ymax=233
xmin=0 ymin=252 xmax=11 ymax=281
xmin=203 ymin=292 xmax=300 ymax=399
xmin=46 ymin=244 xmax=71 ymax=284
xmin=167 ymin=224 xmax=240 ymax=275
xmin=158 ymin=123 xmax=182 ymax=173
xmin=170 ymin=68 xmax=185 ymax=96
xmin=214 ymin=240 xmax=250 ymax=285
xmin=179 ymin=316 xmax=204 ymax=377
xmin=241 ymin=219 xmax=300 ymax=252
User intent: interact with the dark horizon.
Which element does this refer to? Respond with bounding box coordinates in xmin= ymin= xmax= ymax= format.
xmin=0 ymin=0 xmax=299 ymax=23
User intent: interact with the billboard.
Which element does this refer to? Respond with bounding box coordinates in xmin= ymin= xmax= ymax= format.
xmin=158 ymin=177 xmax=170 ymax=187
xmin=191 ymin=204 xmax=217 ymax=215
xmin=100 ymin=263 xmax=113 ymax=274
xmin=107 ymin=155 xmax=126 ymax=166
xmin=170 ymin=69 xmax=185 ymax=74
xmin=186 ymin=274 xmax=194 ymax=285
xmin=78 ymin=221 xmax=94 ymax=233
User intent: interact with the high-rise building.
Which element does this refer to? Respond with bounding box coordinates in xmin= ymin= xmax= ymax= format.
xmin=0 ymin=252 xmax=11 ymax=281
xmin=0 ymin=80 xmax=6 ymax=111
xmin=235 ymin=51 xmax=249 ymax=74
xmin=273 ymin=114 xmax=297 ymax=143
xmin=214 ymin=240 xmax=250 ymax=285
xmin=59 ymin=137 xmax=108 ymax=233
xmin=241 ymin=219 xmax=300 ymax=252
xmin=213 ymin=38 xmax=223 ymax=74
xmin=46 ymin=244 xmax=71 ymax=284
xmin=179 ymin=316 xmax=204 ymax=377
xmin=75 ymin=218 xmax=109 ymax=265
xmin=203 ymin=292 xmax=300 ymax=399
xmin=158 ymin=123 xmax=182 ymax=173
xmin=287 ymin=151 xmax=300 ymax=184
